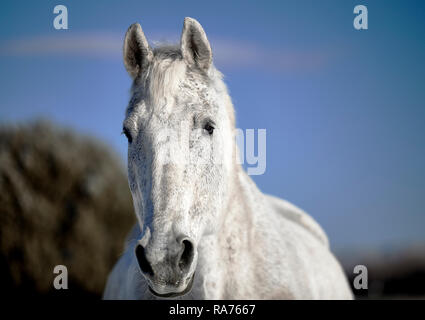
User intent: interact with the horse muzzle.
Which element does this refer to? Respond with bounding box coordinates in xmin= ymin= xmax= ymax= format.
xmin=148 ymin=272 xmax=195 ymax=298
xmin=135 ymin=236 xmax=197 ymax=298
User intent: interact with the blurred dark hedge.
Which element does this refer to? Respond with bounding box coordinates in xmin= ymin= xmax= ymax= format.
xmin=0 ymin=120 xmax=135 ymax=298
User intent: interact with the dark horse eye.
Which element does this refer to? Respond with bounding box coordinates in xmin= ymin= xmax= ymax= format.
xmin=203 ymin=123 xmax=215 ymax=135
xmin=122 ymin=127 xmax=132 ymax=143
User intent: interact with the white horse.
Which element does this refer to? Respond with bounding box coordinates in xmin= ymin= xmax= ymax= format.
xmin=103 ymin=17 xmax=353 ymax=299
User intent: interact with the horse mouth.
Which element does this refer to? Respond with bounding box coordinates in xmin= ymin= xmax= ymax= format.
xmin=148 ymin=273 xmax=195 ymax=298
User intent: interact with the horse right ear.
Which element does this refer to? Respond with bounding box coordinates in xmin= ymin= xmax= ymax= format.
xmin=123 ymin=23 xmax=153 ymax=79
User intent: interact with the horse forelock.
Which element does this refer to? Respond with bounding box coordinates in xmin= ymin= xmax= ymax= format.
xmin=126 ymin=44 xmax=235 ymax=127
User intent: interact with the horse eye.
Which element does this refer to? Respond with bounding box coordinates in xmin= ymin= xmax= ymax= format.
xmin=203 ymin=123 xmax=215 ymax=135
xmin=122 ymin=127 xmax=132 ymax=143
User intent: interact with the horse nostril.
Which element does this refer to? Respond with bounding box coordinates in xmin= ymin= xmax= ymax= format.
xmin=178 ymin=239 xmax=195 ymax=273
xmin=135 ymin=244 xmax=154 ymax=277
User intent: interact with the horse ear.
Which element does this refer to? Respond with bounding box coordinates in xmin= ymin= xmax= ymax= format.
xmin=180 ymin=17 xmax=212 ymax=72
xmin=123 ymin=23 xmax=153 ymax=79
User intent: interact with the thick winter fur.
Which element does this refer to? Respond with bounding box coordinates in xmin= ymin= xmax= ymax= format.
xmin=103 ymin=17 xmax=353 ymax=299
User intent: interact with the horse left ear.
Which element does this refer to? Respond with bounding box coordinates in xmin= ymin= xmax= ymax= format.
xmin=180 ymin=17 xmax=212 ymax=72
xmin=123 ymin=23 xmax=153 ymax=79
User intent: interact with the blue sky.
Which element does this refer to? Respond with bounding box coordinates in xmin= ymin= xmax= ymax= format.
xmin=1 ymin=1 xmax=424 ymax=251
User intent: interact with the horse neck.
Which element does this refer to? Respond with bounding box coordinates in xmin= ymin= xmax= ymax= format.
xmin=197 ymin=162 xmax=260 ymax=270
xmin=222 ymin=163 xmax=255 ymax=229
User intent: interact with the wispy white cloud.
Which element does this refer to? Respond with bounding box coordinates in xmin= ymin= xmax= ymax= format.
xmin=0 ymin=33 xmax=123 ymax=58
xmin=210 ymin=39 xmax=330 ymax=72
xmin=0 ymin=32 xmax=333 ymax=72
